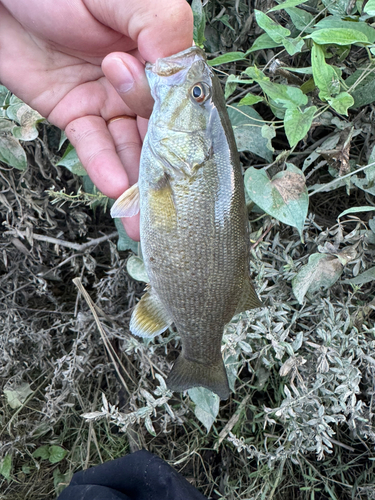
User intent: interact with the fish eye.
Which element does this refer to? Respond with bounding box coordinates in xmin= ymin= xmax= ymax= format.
xmin=190 ymin=83 xmax=209 ymax=103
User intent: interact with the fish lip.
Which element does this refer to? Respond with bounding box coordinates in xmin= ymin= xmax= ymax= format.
xmin=146 ymin=46 xmax=206 ymax=77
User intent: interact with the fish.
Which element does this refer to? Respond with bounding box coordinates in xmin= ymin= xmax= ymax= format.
xmin=111 ymin=46 xmax=262 ymax=400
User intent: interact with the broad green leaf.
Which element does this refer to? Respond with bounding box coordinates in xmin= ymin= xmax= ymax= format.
xmin=259 ymin=80 xmax=308 ymax=108
xmin=238 ymin=93 xmax=263 ymax=106
xmin=282 ymin=36 xmax=305 ymax=55
xmin=48 ymin=446 xmax=67 ymax=464
xmin=126 ymin=255 xmax=149 ymax=283
xmin=306 ymin=28 xmax=369 ymax=46
xmin=228 ymin=105 xmax=273 ymax=161
xmin=364 ymin=0 xmax=375 ymax=15
xmin=208 ymin=52 xmax=246 ymax=67
xmin=0 ymin=85 xmax=10 ymax=106
xmin=285 ymin=7 xmax=314 ymax=32
xmin=7 ymin=103 xmax=44 ymax=141
xmin=311 ymin=43 xmax=340 ymax=100
xmin=4 ymin=383 xmax=33 ymax=409
xmin=322 ymin=0 xmax=356 ymax=16
xmin=338 ymin=206 xmax=375 ymax=219
xmin=0 ymin=118 xmax=14 ymax=133
xmin=32 ymin=445 xmax=50 ymax=460
xmin=254 ymin=10 xmax=290 ymax=44
xmin=345 ymin=66 xmax=375 ymax=107
xmin=269 ymin=0 xmax=309 ymax=11
xmin=342 ymin=266 xmax=375 ymax=285
xmin=284 ymin=106 xmax=317 ymax=147
xmin=261 ymin=124 xmax=276 ymax=152
xmin=327 ymin=92 xmax=354 ymax=115
xmin=114 ymin=218 xmax=138 ymax=253
xmin=57 ymin=144 xmax=86 ymax=175
xmin=188 ymin=387 xmax=220 ymax=433
xmin=0 ymin=455 xmax=12 ymax=480
xmin=191 ymin=0 xmax=205 ymax=46
xmin=243 ymin=66 xmax=268 ymax=81
xmin=245 ymin=33 xmax=281 ymax=54
xmin=54 ymin=468 xmax=73 ymax=496
xmin=292 ymin=253 xmax=343 ymax=304
xmin=314 ymin=16 xmax=375 ymax=43
xmin=0 ymin=134 xmax=27 ymax=170
xmin=244 ymin=163 xmax=309 ymax=236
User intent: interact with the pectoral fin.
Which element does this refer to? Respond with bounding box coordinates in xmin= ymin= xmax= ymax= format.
xmin=110 ymin=183 xmax=140 ymax=218
xmin=130 ymin=289 xmax=173 ymax=338
xmin=235 ymin=277 xmax=262 ymax=315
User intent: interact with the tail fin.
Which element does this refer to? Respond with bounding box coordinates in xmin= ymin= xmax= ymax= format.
xmin=166 ymin=355 xmax=230 ymax=400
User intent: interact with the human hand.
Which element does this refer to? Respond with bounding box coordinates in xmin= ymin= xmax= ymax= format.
xmin=0 ymin=0 xmax=193 ymax=240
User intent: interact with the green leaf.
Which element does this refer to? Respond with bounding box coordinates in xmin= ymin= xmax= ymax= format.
xmin=261 ymin=124 xmax=276 ymax=152
xmin=243 ymin=66 xmax=269 ymax=81
xmin=327 ymin=92 xmax=354 ymax=115
xmin=126 ymin=255 xmax=149 ymax=283
xmin=114 ymin=218 xmax=138 ymax=253
xmin=338 ymin=206 xmax=375 ymax=219
xmin=306 ymin=28 xmax=369 ymax=46
xmin=208 ymin=52 xmax=246 ymax=66
xmin=32 ymin=445 xmax=50 ymax=460
xmin=228 ymin=105 xmax=273 ymax=161
xmin=282 ymin=36 xmax=305 ymax=55
xmin=285 ymin=7 xmax=314 ymax=32
xmin=259 ymin=80 xmax=308 ymax=108
xmin=245 ymin=33 xmax=282 ymax=54
xmin=284 ymin=106 xmax=317 ymax=147
xmin=7 ymin=103 xmax=43 ymax=141
xmin=244 ymin=163 xmax=309 ymax=237
xmin=254 ymin=10 xmax=290 ymax=44
xmin=364 ymin=0 xmax=375 ymax=15
xmin=292 ymin=253 xmax=343 ymax=304
xmin=311 ymin=43 xmax=340 ymax=100
xmin=48 ymin=446 xmax=67 ymax=464
xmin=57 ymin=144 xmax=86 ymax=176
xmin=4 ymin=383 xmax=33 ymax=409
xmin=0 ymin=134 xmax=27 ymax=170
xmin=238 ymin=93 xmax=263 ymax=106
xmin=314 ymin=16 xmax=375 ymax=43
xmin=346 ymin=66 xmax=375 ymax=107
xmin=0 ymin=118 xmax=14 ymax=134
xmin=0 ymin=455 xmax=12 ymax=480
xmin=269 ymin=0 xmax=309 ymax=11
xmin=188 ymin=387 xmax=220 ymax=433
xmin=322 ymin=0 xmax=356 ymax=16
xmin=191 ymin=0 xmax=206 ymax=46
xmin=342 ymin=266 xmax=375 ymax=285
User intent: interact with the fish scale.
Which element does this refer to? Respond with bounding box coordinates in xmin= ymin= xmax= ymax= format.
xmin=111 ymin=46 xmax=262 ymax=400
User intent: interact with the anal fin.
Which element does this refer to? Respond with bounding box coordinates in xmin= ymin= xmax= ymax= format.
xmin=130 ymin=290 xmax=173 ymax=338
xmin=111 ymin=183 xmax=140 ymax=218
xmin=235 ymin=277 xmax=263 ymax=315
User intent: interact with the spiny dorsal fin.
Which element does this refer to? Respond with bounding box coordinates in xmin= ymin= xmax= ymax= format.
xmin=110 ymin=183 xmax=140 ymax=218
xmin=130 ymin=289 xmax=173 ymax=338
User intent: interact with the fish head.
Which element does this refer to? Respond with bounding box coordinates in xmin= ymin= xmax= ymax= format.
xmin=145 ymin=47 xmax=216 ymax=174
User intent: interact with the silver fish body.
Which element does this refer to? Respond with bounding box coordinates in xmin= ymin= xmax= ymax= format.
xmin=112 ymin=46 xmax=261 ymax=399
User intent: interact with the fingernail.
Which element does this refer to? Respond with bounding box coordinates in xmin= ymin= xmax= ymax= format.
xmin=113 ymin=58 xmax=134 ymax=93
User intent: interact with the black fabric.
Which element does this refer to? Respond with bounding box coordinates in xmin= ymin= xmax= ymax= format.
xmin=57 ymin=450 xmax=208 ymax=500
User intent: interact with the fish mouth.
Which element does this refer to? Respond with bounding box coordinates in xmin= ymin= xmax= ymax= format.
xmin=146 ymin=46 xmax=206 ymax=77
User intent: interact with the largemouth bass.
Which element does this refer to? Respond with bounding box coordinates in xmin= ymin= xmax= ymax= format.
xmin=111 ymin=46 xmax=261 ymax=400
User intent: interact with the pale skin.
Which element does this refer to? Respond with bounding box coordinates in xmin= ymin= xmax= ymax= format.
xmin=0 ymin=0 xmax=194 ymax=240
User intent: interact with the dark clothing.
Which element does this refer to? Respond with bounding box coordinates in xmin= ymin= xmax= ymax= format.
xmin=57 ymin=450 xmax=208 ymax=500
